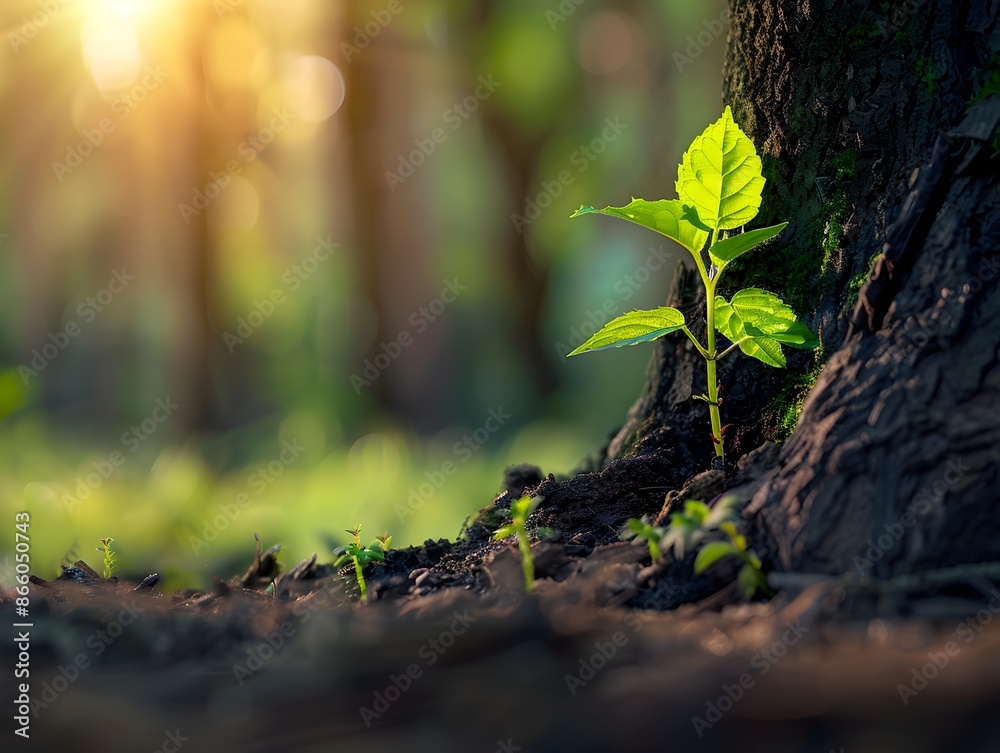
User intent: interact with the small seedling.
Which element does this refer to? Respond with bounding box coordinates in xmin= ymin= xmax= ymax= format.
xmin=97 ymin=537 xmax=117 ymax=580
xmin=693 ymin=518 xmax=770 ymax=599
xmin=622 ymin=516 xmax=664 ymax=561
xmin=493 ymin=495 xmax=538 ymax=592
xmin=332 ymin=525 xmax=390 ymax=603
xmin=661 ymin=497 xmax=740 ymax=560
xmin=568 ymin=107 xmax=819 ymax=468
xmin=625 ymin=496 xmax=769 ymax=598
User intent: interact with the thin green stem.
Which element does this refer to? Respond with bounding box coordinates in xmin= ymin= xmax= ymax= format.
xmin=517 ymin=531 xmax=534 ymax=591
xmin=647 ymin=538 xmax=662 ymax=561
xmin=681 ymin=327 xmax=711 ymax=359
xmin=354 ymin=557 xmax=368 ymax=602
xmin=704 ymin=229 xmax=724 ymax=464
xmin=716 ymin=339 xmax=744 ymax=361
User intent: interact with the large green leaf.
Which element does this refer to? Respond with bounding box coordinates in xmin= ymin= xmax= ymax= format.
xmin=571 ymin=199 xmax=709 ymax=256
xmin=709 ymin=222 xmax=788 ymax=268
xmin=676 ymin=106 xmax=765 ymax=231
xmin=567 ymin=307 xmax=686 ymax=356
xmin=715 ymin=289 xmax=819 ymax=368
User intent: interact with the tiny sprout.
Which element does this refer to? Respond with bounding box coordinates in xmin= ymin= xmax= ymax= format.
xmin=97 ymin=537 xmax=118 ymax=580
xmin=626 ymin=496 xmax=769 ymax=599
xmin=622 ymin=517 xmax=664 ymax=561
xmin=492 ymin=495 xmax=538 ymax=593
xmin=333 ymin=524 xmax=389 ymax=603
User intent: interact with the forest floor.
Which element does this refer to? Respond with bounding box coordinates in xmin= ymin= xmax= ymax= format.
xmin=7 ymin=458 xmax=1000 ymax=753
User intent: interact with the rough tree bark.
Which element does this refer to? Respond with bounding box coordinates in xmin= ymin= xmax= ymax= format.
xmin=586 ymin=0 xmax=999 ymax=579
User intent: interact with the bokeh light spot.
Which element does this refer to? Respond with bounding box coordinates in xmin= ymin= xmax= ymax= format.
xmin=348 ymin=433 xmax=402 ymax=482
xmin=279 ymin=54 xmax=346 ymax=123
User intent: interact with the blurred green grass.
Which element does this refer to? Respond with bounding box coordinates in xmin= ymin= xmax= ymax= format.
xmin=0 ymin=413 xmax=595 ymax=592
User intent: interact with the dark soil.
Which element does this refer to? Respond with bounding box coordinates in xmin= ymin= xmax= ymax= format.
xmin=7 ymin=454 xmax=1000 ymax=752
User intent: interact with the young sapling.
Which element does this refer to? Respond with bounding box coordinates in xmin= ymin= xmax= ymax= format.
xmin=568 ymin=107 xmax=820 ymax=468
xmin=333 ymin=525 xmax=390 ymax=603
xmin=492 ymin=495 xmax=538 ymax=592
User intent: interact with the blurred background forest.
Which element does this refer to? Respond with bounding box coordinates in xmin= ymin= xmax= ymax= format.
xmin=0 ymin=0 xmax=727 ymax=588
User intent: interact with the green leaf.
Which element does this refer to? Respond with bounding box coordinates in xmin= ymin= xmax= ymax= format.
xmin=572 ymin=199 xmax=709 ymax=257
xmin=676 ymin=106 xmax=765 ymax=231
xmin=709 ymin=222 xmax=788 ymax=268
xmin=493 ymin=524 xmax=516 ymax=540
xmin=715 ymin=289 xmax=819 ymax=368
xmin=705 ymin=495 xmax=740 ymax=529
xmin=694 ymin=541 xmax=739 ymax=573
xmin=626 ymin=518 xmax=647 ymax=534
xmin=567 ymin=307 xmax=686 ymax=356
xmin=737 ymin=563 xmax=764 ymax=597
xmin=683 ymin=500 xmax=710 ymax=524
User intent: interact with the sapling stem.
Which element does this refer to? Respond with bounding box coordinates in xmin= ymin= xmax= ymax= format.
xmin=704 ymin=230 xmax=725 ymax=466
xmin=516 ymin=530 xmax=534 ymax=591
xmin=353 ymin=557 xmax=367 ymax=602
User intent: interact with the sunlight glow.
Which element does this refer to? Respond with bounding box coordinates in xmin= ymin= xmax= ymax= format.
xmin=80 ymin=0 xmax=163 ymax=95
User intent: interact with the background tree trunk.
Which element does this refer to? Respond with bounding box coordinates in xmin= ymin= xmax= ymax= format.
xmin=602 ymin=0 xmax=999 ymax=577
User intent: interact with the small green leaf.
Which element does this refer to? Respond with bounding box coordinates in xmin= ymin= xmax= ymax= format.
xmin=709 ymin=222 xmax=788 ymax=268
xmin=493 ymin=524 xmax=516 ymax=540
xmin=572 ymin=199 xmax=709 ymax=257
xmin=627 ymin=518 xmax=647 ymax=534
xmin=694 ymin=541 xmax=739 ymax=573
xmin=737 ymin=563 xmax=762 ymax=597
xmin=705 ymin=495 xmax=741 ymax=528
xmin=715 ymin=289 xmax=818 ymax=368
xmin=683 ymin=500 xmax=710 ymax=523
xmin=676 ymin=106 xmax=766 ymax=230
xmin=567 ymin=307 xmax=686 ymax=356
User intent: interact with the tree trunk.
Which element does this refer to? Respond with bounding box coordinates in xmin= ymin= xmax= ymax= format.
xmin=596 ymin=0 xmax=999 ymax=578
